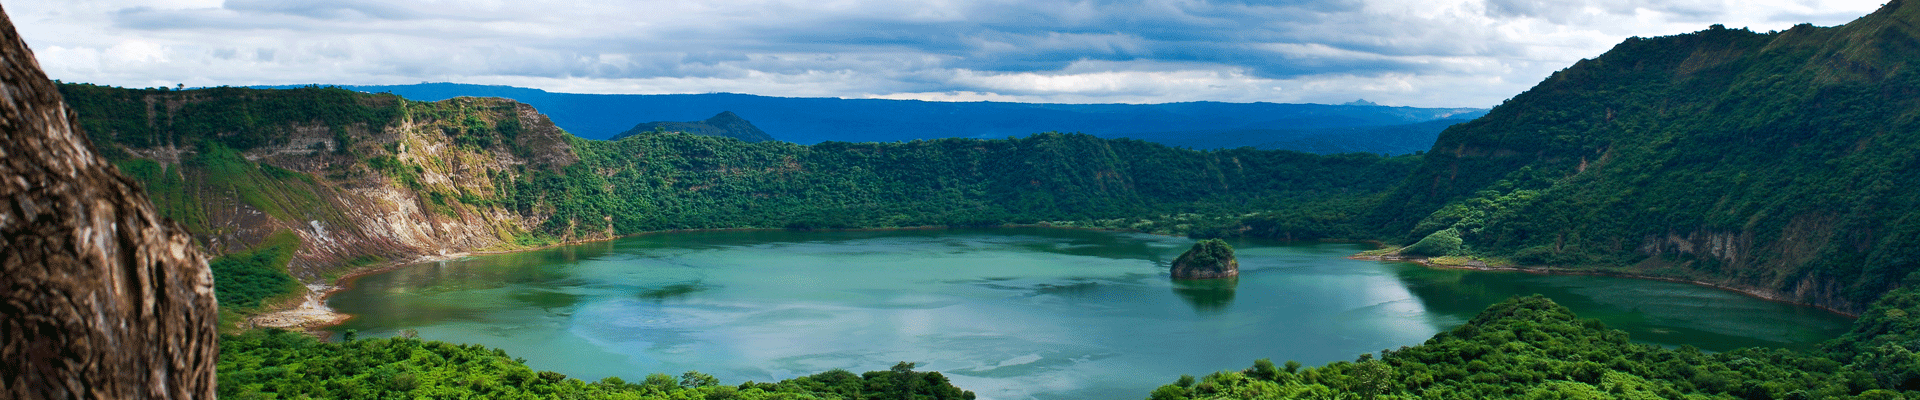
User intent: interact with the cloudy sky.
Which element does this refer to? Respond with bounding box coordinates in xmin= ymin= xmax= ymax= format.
xmin=6 ymin=0 xmax=1884 ymax=107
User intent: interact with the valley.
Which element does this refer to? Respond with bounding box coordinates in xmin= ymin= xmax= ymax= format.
xmin=24 ymin=1 xmax=1920 ymax=398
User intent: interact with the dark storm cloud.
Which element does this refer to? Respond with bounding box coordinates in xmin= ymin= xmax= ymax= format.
xmin=695 ymin=0 xmax=1466 ymax=79
xmin=103 ymin=0 xmax=1487 ymax=82
xmin=19 ymin=0 xmax=1887 ymax=106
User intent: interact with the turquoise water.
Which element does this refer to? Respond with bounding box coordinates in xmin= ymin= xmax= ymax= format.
xmin=327 ymin=228 xmax=1852 ymax=399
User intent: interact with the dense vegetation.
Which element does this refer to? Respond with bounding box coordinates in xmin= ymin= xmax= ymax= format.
xmin=514 ymin=131 xmax=1415 ymax=238
xmin=611 ymin=111 xmax=775 ymax=143
xmin=220 ymin=329 xmax=975 ymax=400
xmin=59 ymin=83 xmax=402 ymax=153
xmin=1354 ymin=1 xmax=1920 ymax=315
xmin=1151 ymin=294 xmax=1919 ymax=400
xmin=208 ymin=230 xmax=302 ymax=311
xmin=1174 ymin=239 xmax=1235 ymax=269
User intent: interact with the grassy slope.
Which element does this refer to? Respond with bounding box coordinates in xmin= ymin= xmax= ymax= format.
xmin=1367 ymin=1 xmax=1920 ymax=314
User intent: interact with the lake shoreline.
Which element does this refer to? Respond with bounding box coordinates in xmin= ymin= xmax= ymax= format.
xmin=251 ymin=223 xmax=1174 ymax=336
xmin=1349 ymin=253 xmax=1860 ymax=318
xmin=293 ymin=229 xmax=1852 ymax=397
xmin=259 ymin=225 xmax=1854 ymax=338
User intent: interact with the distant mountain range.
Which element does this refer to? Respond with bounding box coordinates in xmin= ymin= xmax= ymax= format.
xmin=256 ymin=83 xmax=1484 ymax=154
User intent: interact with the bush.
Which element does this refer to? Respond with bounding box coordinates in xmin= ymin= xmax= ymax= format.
xmin=1402 ymin=228 xmax=1463 ymax=257
xmin=208 ymin=231 xmax=302 ymax=310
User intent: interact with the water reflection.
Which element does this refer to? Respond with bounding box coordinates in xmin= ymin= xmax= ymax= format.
xmin=637 ymin=282 xmax=711 ymax=301
xmin=512 ymin=289 xmax=582 ymax=309
xmin=1389 ymin=263 xmax=1852 ymax=352
xmin=1171 ymin=278 xmax=1238 ymax=313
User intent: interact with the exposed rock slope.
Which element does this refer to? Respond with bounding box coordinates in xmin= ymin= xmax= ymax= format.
xmin=0 ymin=5 xmax=216 ymax=399
xmin=59 ymin=86 xmax=597 ymax=284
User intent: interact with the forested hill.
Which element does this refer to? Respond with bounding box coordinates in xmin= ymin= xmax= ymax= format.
xmin=1369 ymin=0 xmax=1920 ymax=314
xmin=272 ymin=82 xmax=1483 ymax=153
xmin=610 ymin=111 xmax=775 ymax=142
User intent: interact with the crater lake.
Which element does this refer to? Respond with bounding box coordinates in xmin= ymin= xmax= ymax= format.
xmin=326 ymin=228 xmax=1852 ymax=399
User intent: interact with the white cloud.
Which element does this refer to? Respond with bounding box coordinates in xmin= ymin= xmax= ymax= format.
xmin=4 ymin=0 xmax=1888 ymax=106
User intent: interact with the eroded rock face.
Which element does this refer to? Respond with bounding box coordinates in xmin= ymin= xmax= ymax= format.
xmin=1171 ymin=239 xmax=1239 ymax=280
xmin=0 ymin=5 xmax=218 ymax=399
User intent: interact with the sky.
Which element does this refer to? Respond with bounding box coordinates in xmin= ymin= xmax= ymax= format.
xmin=6 ymin=0 xmax=1886 ymax=107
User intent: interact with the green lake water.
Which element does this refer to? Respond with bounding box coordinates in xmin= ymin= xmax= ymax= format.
xmin=326 ymin=228 xmax=1853 ymax=400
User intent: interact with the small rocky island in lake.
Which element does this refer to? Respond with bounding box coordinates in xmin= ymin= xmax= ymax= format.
xmin=1171 ymin=239 xmax=1239 ymax=280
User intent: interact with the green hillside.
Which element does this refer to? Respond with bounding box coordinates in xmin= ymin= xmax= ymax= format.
xmin=543 ymin=131 xmax=1411 ymax=235
xmin=1366 ymin=0 xmax=1920 ymax=315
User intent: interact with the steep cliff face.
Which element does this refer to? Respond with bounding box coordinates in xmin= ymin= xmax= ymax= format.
xmin=63 ymin=87 xmax=597 ymax=285
xmin=238 ymin=98 xmax=585 ymax=280
xmin=0 ymin=6 xmax=216 ymax=399
xmin=1374 ymin=0 xmax=1920 ymax=314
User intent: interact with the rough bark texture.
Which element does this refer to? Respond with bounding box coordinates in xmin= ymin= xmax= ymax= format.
xmin=0 ymin=4 xmax=219 ymax=399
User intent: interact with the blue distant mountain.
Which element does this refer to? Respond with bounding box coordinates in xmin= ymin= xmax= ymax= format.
xmin=259 ymin=83 xmax=1485 ymax=154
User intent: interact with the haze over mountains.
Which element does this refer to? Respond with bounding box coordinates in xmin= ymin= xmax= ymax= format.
xmin=261 ymin=83 xmax=1484 ymax=154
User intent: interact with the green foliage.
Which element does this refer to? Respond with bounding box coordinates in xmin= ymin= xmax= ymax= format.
xmin=1149 ymin=295 xmax=1907 ymax=400
xmin=1402 ymin=228 xmax=1464 ymax=257
xmin=518 ymin=131 xmax=1414 ymax=238
xmin=59 ymin=83 xmax=402 ymax=152
xmin=209 ymin=230 xmax=302 ymax=310
xmin=1367 ymin=5 xmax=1920 ymax=312
xmin=219 ymin=329 xmax=975 ymax=400
xmin=114 ymin=158 xmax=207 ymax=231
xmin=1176 ymin=239 xmax=1235 ymax=267
xmin=109 ymin=140 xmax=338 ymax=238
xmin=1826 ymin=282 xmax=1920 ymax=391
xmin=190 ymin=142 xmax=332 ymax=221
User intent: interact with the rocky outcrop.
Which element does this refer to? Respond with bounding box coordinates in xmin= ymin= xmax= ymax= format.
xmin=0 ymin=6 xmax=217 ymax=399
xmin=1172 ymin=239 xmax=1239 ymax=280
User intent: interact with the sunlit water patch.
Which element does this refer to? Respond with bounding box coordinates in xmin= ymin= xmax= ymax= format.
xmin=328 ymin=228 xmax=1851 ymax=400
